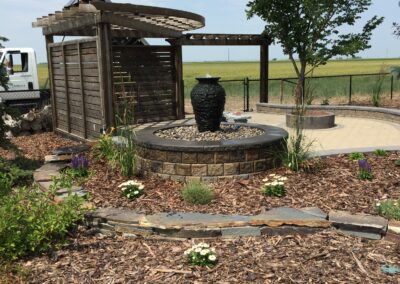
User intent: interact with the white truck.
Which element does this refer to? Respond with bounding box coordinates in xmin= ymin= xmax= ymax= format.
xmin=0 ymin=47 xmax=50 ymax=109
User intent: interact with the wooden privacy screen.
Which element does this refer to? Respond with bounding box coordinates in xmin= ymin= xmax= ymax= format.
xmin=112 ymin=45 xmax=178 ymax=124
xmin=49 ymin=39 xmax=103 ymax=139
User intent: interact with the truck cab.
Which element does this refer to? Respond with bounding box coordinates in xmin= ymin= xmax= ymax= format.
xmin=0 ymin=48 xmax=40 ymax=103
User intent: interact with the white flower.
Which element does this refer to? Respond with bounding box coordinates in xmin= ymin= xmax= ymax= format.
xmin=134 ymin=191 xmax=139 ymax=195
xmin=279 ymin=177 xmax=288 ymax=181
xmin=208 ymin=254 xmax=217 ymax=262
xmin=200 ymin=249 xmax=210 ymax=256
xmin=198 ymin=243 xmax=209 ymax=248
xmin=274 ymin=175 xmax=282 ymax=179
xmin=194 ymin=247 xmax=202 ymax=253
xmin=271 ymin=181 xmax=278 ymax=186
xmin=210 ymin=248 xmax=216 ymax=253
xmin=376 ymin=202 xmax=381 ymax=207
xmin=269 ymin=174 xmax=276 ymax=177
xmin=277 ymin=182 xmax=284 ymax=186
xmin=262 ymin=178 xmax=269 ymax=182
xmin=184 ymin=249 xmax=191 ymax=255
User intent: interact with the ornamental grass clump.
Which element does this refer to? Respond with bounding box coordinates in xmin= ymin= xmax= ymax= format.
xmin=375 ymin=200 xmax=400 ymax=220
xmin=184 ymin=243 xmax=218 ymax=267
xmin=373 ymin=149 xmax=387 ymax=157
xmin=358 ymin=159 xmax=373 ymax=180
xmin=262 ymin=174 xmax=287 ymax=197
xmin=181 ymin=182 xmax=214 ymax=205
xmin=349 ymin=152 xmax=365 ymax=161
xmin=119 ymin=180 xmax=144 ymax=200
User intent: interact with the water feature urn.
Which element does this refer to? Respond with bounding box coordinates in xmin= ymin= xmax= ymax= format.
xmin=190 ymin=77 xmax=226 ymax=132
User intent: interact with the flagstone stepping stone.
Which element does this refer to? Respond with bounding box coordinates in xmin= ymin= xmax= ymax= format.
xmin=53 ymin=144 xmax=90 ymax=156
xmin=33 ymin=170 xmax=60 ymax=182
xmin=36 ymin=162 xmax=68 ymax=172
xmin=45 ymin=154 xmax=72 ymax=163
xmin=221 ymin=226 xmax=261 ymax=237
xmin=92 ymin=208 xmax=144 ymax=225
xmin=249 ymin=207 xmax=330 ymax=228
xmin=139 ymin=212 xmax=251 ymax=229
xmin=299 ymin=207 xmax=328 ymax=219
xmin=329 ymin=210 xmax=388 ymax=239
xmin=388 ymin=220 xmax=400 ymax=234
xmin=56 ymin=186 xmax=84 ymax=195
xmin=261 ymin=226 xmax=322 ymax=236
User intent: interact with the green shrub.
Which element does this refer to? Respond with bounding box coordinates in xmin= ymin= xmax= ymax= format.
xmin=373 ymin=149 xmax=387 ymax=156
xmin=0 ymin=157 xmax=36 ymax=188
xmin=395 ymin=159 xmax=400 ymax=167
xmin=376 ymin=199 xmax=400 ymax=220
xmin=349 ymin=152 xmax=365 ymax=161
xmin=119 ymin=180 xmax=145 ymax=199
xmin=0 ymin=172 xmax=13 ymax=197
xmin=182 ymin=182 xmax=214 ymax=205
xmin=0 ymin=186 xmax=87 ymax=261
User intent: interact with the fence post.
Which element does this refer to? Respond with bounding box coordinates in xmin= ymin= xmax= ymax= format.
xmin=243 ymin=78 xmax=246 ymax=112
xmin=245 ymin=77 xmax=250 ymax=112
xmin=349 ymin=75 xmax=353 ymax=105
xmin=391 ymin=75 xmax=394 ymax=100
xmin=280 ymin=79 xmax=284 ymax=104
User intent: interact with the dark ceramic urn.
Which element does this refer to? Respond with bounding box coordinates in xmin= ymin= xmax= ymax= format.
xmin=190 ymin=77 xmax=226 ymax=132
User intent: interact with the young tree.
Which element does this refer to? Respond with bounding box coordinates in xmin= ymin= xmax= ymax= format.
xmin=247 ymin=0 xmax=384 ymax=104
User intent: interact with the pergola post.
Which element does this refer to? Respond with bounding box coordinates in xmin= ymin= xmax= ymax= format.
xmin=260 ymin=44 xmax=269 ymax=103
xmin=173 ymin=44 xmax=184 ymax=119
xmin=97 ymin=22 xmax=115 ymax=130
xmin=45 ymin=35 xmax=57 ymax=131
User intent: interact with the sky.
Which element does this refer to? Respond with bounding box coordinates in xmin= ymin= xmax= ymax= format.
xmin=0 ymin=0 xmax=399 ymax=63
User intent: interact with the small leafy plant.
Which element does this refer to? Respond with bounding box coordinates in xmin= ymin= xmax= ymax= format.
xmin=373 ymin=149 xmax=387 ymax=157
xmin=182 ymin=182 xmax=214 ymax=205
xmin=358 ymin=159 xmax=373 ymax=180
xmin=262 ymin=174 xmax=287 ymax=197
xmin=375 ymin=200 xmax=400 ymax=220
xmin=184 ymin=243 xmax=218 ymax=267
xmin=349 ymin=152 xmax=365 ymax=161
xmin=119 ymin=180 xmax=144 ymax=199
xmin=92 ymin=128 xmax=115 ymax=161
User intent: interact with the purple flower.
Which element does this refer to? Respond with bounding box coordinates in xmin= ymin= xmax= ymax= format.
xmin=71 ymin=154 xmax=89 ymax=169
xmin=358 ymin=159 xmax=371 ymax=172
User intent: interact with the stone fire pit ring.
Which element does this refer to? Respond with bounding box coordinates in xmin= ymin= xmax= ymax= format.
xmin=135 ymin=123 xmax=288 ymax=182
xmin=286 ymin=111 xmax=335 ymax=129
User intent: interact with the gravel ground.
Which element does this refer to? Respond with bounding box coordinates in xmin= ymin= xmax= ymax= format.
xmin=155 ymin=124 xmax=264 ymax=141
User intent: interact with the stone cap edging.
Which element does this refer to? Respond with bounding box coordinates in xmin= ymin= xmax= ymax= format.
xmin=258 ymin=103 xmax=400 ymax=115
xmin=312 ymin=146 xmax=400 ymax=158
xmin=85 ymin=207 xmax=393 ymax=241
xmin=257 ymin=103 xmax=400 ymax=124
xmin=135 ymin=123 xmax=289 ymax=152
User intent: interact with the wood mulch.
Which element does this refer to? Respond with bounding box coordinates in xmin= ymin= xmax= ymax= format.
xmin=0 ymin=133 xmax=80 ymax=161
xmin=85 ymin=152 xmax=400 ymax=217
xmin=21 ymin=230 xmax=400 ymax=283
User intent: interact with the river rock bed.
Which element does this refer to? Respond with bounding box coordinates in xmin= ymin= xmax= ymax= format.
xmin=154 ymin=125 xmax=264 ymax=141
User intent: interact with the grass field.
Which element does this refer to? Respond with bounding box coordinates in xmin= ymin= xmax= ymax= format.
xmin=37 ymin=58 xmax=400 ymax=110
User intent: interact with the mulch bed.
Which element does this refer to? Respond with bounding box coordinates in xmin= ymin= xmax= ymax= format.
xmin=0 ymin=133 xmax=80 ymax=161
xmin=85 ymin=152 xmax=400 ymax=216
xmin=21 ymin=230 xmax=400 ymax=283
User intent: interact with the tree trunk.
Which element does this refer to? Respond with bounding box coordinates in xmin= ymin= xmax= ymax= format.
xmin=295 ymin=62 xmax=307 ymax=108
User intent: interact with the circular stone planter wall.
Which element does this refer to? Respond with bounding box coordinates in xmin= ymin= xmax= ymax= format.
xmin=286 ymin=111 xmax=335 ymax=129
xmin=135 ymin=123 xmax=288 ymax=182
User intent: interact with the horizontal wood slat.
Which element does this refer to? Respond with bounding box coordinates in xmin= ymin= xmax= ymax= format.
xmin=50 ymin=38 xmax=102 ymax=140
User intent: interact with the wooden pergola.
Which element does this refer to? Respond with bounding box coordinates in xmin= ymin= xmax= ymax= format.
xmin=33 ymin=0 xmax=271 ymax=141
